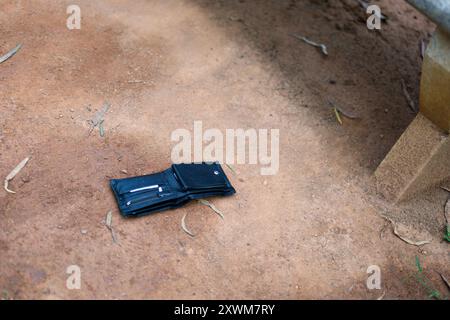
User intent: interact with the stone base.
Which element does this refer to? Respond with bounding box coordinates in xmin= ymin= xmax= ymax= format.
xmin=375 ymin=114 xmax=450 ymax=203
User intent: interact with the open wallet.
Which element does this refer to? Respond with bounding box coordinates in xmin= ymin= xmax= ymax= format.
xmin=110 ymin=163 xmax=236 ymax=217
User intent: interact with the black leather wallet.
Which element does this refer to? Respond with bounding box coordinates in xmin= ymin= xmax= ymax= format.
xmin=110 ymin=163 xmax=236 ymax=217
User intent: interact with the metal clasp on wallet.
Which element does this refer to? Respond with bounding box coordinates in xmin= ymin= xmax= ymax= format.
xmin=129 ymin=185 xmax=159 ymax=193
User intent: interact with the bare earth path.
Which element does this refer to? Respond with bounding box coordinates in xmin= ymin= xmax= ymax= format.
xmin=0 ymin=0 xmax=448 ymax=299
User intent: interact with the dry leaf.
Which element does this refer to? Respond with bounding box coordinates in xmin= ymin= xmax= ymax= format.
xmin=198 ymin=199 xmax=224 ymax=219
xmin=181 ymin=212 xmax=195 ymax=237
xmin=4 ymin=157 xmax=30 ymax=194
xmin=383 ymin=216 xmax=432 ymax=246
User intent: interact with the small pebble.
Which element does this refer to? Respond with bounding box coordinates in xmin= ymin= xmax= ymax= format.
xmin=81 ymin=229 xmax=88 ymax=235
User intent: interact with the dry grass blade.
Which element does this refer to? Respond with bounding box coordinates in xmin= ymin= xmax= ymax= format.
xmin=290 ymin=34 xmax=328 ymax=56
xmin=0 ymin=44 xmax=22 ymax=64
xmin=4 ymin=157 xmax=30 ymax=194
xmin=401 ymin=79 xmax=417 ymax=112
xmin=333 ymin=107 xmax=343 ymax=125
xmin=441 ymin=186 xmax=450 ymax=193
xmin=106 ymin=210 xmax=113 ymax=228
xmin=181 ymin=212 xmax=195 ymax=237
xmin=377 ymin=290 xmax=386 ymax=300
xmin=110 ymin=228 xmax=118 ymax=244
xmin=99 ymin=121 xmax=105 ymax=137
xmin=198 ymin=199 xmax=224 ymax=219
xmin=105 ymin=211 xmax=118 ymax=244
xmin=328 ymin=100 xmax=360 ymax=120
xmin=225 ymin=163 xmax=237 ymax=175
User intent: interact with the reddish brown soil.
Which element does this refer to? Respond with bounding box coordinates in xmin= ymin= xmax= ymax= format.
xmin=0 ymin=0 xmax=448 ymax=299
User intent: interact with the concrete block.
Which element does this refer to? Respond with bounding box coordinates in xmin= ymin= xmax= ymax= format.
xmin=375 ymin=114 xmax=450 ymax=202
xmin=420 ymin=29 xmax=450 ymax=133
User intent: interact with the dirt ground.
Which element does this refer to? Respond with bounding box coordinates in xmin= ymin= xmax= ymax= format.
xmin=0 ymin=0 xmax=448 ymax=300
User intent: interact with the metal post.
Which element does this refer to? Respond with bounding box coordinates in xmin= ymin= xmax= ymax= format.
xmin=406 ymin=0 xmax=450 ymax=35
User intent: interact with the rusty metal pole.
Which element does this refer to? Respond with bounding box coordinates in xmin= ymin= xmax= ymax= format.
xmin=406 ymin=0 xmax=450 ymax=35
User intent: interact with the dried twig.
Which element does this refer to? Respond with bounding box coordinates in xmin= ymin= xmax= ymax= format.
xmin=401 ymin=79 xmax=417 ymax=112
xmin=105 ymin=211 xmax=118 ymax=244
xmin=198 ymin=199 xmax=224 ymax=219
xmin=0 ymin=44 xmax=22 ymax=64
xmin=4 ymin=157 xmax=30 ymax=194
xmin=290 ymin=34 xmax=328 ymax=56
xmin=181 ymin=212 xmax=195 ymax=237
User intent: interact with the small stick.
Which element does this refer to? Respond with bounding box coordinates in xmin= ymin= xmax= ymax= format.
xmin=0 ymin=44 xmax=22 ymax=64
xmin=4 ymin=157 xmax=30 ymax=194
xmin=401 ymin=79 xmax=417 ymax=112
xmin=290 ymin=34 xmax=328 ymax=56
xmin=181 ymin=212 xmax=195 ymax=237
